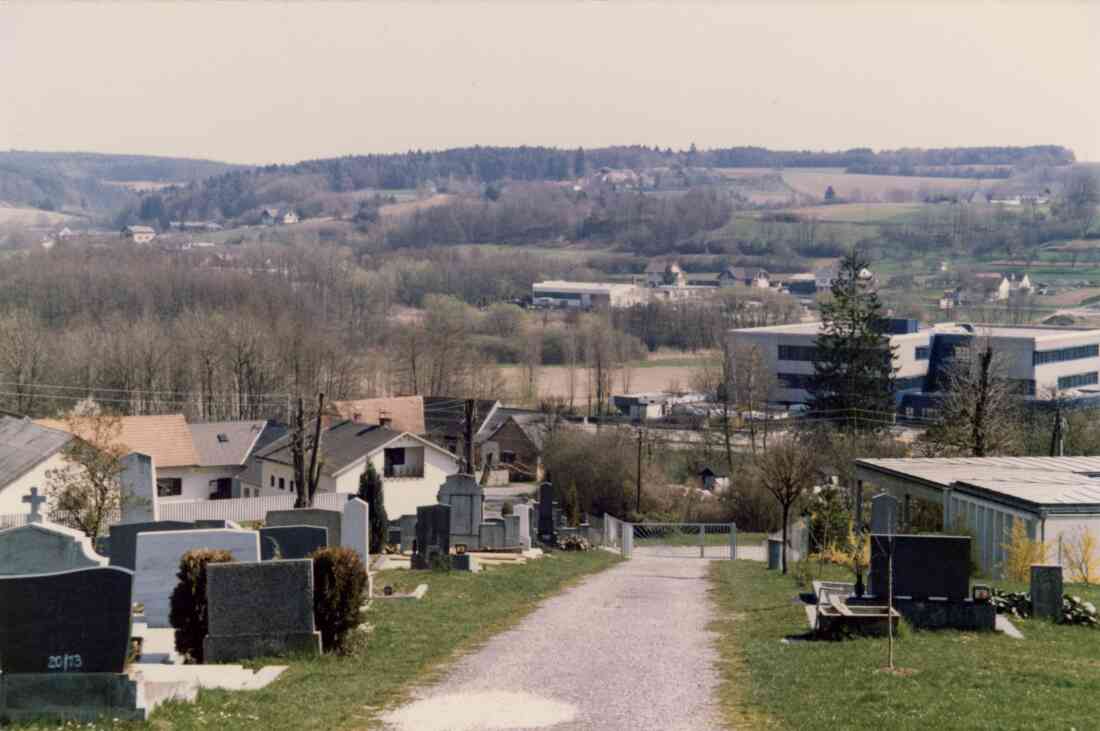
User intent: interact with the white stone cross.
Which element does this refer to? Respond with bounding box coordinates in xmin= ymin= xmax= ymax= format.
xmin=22 ymin=487 xmax=47 ymax=523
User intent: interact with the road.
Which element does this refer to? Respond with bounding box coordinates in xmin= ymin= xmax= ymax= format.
xmin=381 ymin=553 xmax=724 ymax=731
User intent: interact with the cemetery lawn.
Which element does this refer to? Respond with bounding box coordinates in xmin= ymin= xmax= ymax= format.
xmin=146 ymin=550 xmax=621 ymax=731
xmin=710 ymin=560 xmax=1100 ymax=730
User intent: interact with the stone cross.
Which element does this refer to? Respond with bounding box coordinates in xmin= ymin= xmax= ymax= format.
xmin=22 ymin=487 xmax=46 ymax=524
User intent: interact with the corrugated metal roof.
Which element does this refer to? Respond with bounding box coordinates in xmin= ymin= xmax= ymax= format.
xmin=0 ymin=416 xmax=73 ymax=490
xmin=857 ymin=456 xmax=1100 ymax=509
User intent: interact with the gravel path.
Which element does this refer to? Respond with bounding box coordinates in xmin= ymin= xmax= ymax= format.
xmin=381 ymin=553 xmax=724 ymax=731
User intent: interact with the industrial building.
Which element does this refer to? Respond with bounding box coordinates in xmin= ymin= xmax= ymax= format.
xmin=531 ymin=281 xmax=646 ymax=309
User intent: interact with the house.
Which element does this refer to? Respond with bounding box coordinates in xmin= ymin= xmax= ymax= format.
xmin=719 ymin=267 xmax=770 ymax=289
xmin=814 ymin=265 xmax=839 ymax=291
xmin=260 ymin=208 xmax=280 ymax=226
xmin=329 ymin=396 xmax=426 ymax=434
xmin=939 ymin=288 xmax=964 ymax=311
xmin=56 ymin=227 xmax=74 ymax=240
xmin=481 ymin=413 xmax=546 ymax=482
xmin=251 ymin=420 xmax=461 ymax=518
xmin=782 ymin=273 xmax=818 ymax=297
xmin=282 ymin=210 xmax=299 ymax=225
xmin=697 ymin=466 xmax=730 ymax=493
xmin=644 ymin=260 xmax=686 ymax=288
xmin=422 ymin=397 xmax=500 ymax=457
xmin=0 ymin=416 xmax=74 ymax=515
xmin=993 ymin=273 xmax=1034 ymax=301
xmin=184 ymin=420 xmax=285 ymax=500
xmin=121 ymin=225 xmax=156 ymax=244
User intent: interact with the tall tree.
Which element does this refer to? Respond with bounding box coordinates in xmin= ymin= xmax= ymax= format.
xmin=923 ymin=339 xmax=1021 ymax=457
xmin=808 ymin=250 xmax=896 ymax=429
xmin=45 ymin=405 xmax=128 ymax=538
xmin=357 ymin=463 xmax=388 ymax=552
xmin=291 ymin=394 xmax=326 ymax=507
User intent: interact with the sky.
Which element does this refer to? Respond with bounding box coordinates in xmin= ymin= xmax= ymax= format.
xmin=2 ymin=2 xmax=1098 ymax=165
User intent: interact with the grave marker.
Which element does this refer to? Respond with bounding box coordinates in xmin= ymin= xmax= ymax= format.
xmin=0 ymin=522 xmax=107 ymax=576
xmin=412 ymin=504 xmax=450 ymax=570
xmin=870 ymin=533 xmax=970 ymax=600
xmin=265 ymin=508 xmax=342 ymax=547
xmin=108 ymin=520 xmax=195 ymax=571
xmin=340 ymin=497 xmax=370 ymax=564
xmin=259 ymin=526 xmax=328 ymax=561
xmin=437 ymin=474 xmax=483 ymax=548
xmin=538 ymin=482 xmax=556 ymax=542
xmin=118 ymin=452 xmax=158 ymax=524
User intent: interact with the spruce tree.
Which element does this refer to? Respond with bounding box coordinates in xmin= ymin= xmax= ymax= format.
xmin=357 ymin=463 xmax=388 ymax=551
xmin=807 ymin=250 xmax=896 ymax=429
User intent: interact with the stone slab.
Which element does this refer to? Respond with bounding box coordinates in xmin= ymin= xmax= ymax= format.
xmin=437 ymin=474 xmax=484 ymax=548
xmin=870 ymin=533 xmax=970 ymax=601
xmin=134 ymin=529 xmax=260 ymax=628
xmin=0 ymin=566 xmax=133 ymax=674
xmin=452 ymin=554 xmax=481 ymax=573
xmin=132 ymin=663 xmax=288 ymax=691
xmin=108 ymin=520 xmax=195 ymax=571
xmin=119 ymin=452 xmax=158 ymax=524
xmin=341 ymin=497 xmax=370 ymax=564
xmin=479 ymin=520 xmax=507 ymax=550
xmin=0 ymin=521 xmax=107 ymax=575
xmin=265 ymin=508 xmax=342 ymax=547
xmin=514 ymin=504 xmax=532 ymax=549
xmin=0 ymin=672 xmax=161 ymax=723
xmin=399 ymin=514 xmax=418 ymax=553
xmin=1030 ymin=564 xmax=1064 ymax=621
xmin=413 ymin=503 xmax=451 ymax=569
xmin=259 ymin=526 xmax=328 ymax=560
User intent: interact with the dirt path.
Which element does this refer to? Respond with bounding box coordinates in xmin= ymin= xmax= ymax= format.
xmin=381 ymin=554 xmax=723 ymax=731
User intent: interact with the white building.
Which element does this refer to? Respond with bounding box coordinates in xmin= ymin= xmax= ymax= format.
xmin=250 ymin=420 xmax=461 ymax=519
xmin=122 ymin=225 xmax=157 ymax=244
xmin=532 ymin=281 xmax=645 ymax=309
xmin=611 ymin=392 xmax=708 ymax=420
xmin=0 ymin=417 xmax=74 ymax=516
xmin=728 ymin=321 xmax=1100 ymax=406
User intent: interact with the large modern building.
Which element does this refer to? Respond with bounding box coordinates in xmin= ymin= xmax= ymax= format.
xmin=532 ymin=281 xmax=646 ymax=309
xmin=729 ymin=320 xmax=1100 ymax=411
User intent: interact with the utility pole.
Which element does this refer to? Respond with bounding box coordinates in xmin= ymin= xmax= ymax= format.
xmin=636 ymin=425 xmax=644 ymax=513
xmin=464 ymin=398 xmax=475 ymax=474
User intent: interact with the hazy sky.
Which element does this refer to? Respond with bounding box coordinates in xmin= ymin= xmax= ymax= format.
xmin=3 ymin=2 xmax=1098 ymax=165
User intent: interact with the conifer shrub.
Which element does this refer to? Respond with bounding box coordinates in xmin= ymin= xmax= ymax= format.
xmin=311 ymin=546 xmax=367 ymax=653
xmin=169 ymin=549 xmax=235 ymax=663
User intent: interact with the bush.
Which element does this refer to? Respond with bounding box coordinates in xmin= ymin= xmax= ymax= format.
xmin=169 ymin=549 xmax=235 ymax=663
xmin=311 ymin=547 xmax=368 ymax=653
xmin=555 ymin=534 xmax=591 ymax=551
xmin=501 ymin=501 xmax=514 ymax=516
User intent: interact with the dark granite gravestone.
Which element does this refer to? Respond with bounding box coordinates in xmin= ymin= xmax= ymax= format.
xmin=537 ymin=482 xmax=556 ymax=542
xmin=0 ymin=566 xmax=133 ymax=674
xmin=870 ymin=493 xmax=899 ymax=535
xmin=870 ymin=534 xmax=970 ymax=601
xmin=412 ymin=504 xmax=451 ymax=570
xmin=203 ymin=559 xmax=321 ymax=662
xmin=265 ymin=508 xmax=341 ymax=547
xmin=195 ymin=520 xmax=232 ymax=529
xmin=479 ymin=519 xmax=507 ymax=551
xmin=108 ymin=521 xmax=195 ymax=570
xmin=259 ymin=526 xmax=328 ymax=561
xmin=436 ymin=474 xmax=484 ymax=549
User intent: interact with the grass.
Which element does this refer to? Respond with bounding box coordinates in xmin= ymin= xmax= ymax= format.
xmin=19 ymin=551 xmax=620 ymax=730
xmin=710 ymin=560 xmax=1100 ymax=730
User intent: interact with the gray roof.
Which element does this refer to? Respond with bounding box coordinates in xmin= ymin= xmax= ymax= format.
xmin=255 ymin=421 xmax=404 ymax=476
xmin=856 ymin=456 xmax=1100 ymax=512
xmin=0 ymin=416 xmax=73 ymax=490
xmin=188 ymin=420 xmax=272 ymax=467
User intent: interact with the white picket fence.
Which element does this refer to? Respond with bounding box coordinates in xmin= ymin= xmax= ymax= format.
xmin=158 ymin=492 xmax=350 ymax=524
xmin=0 ymin=513 xmax=30 ymax=530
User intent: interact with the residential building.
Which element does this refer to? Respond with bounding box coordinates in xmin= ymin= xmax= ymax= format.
xmin=532 ymin=281 xmax=645 ymax=309
xmin=260 ymin=208 xmax=280 ymax=225
xmin=993 ymin=273 xmax=1034 ymax=301
xmin=481 ymin=412 xmax=546 ymax=482
xmin=697 ymin=466 xmax=730 ymax=493
xmin=644 ymin=260 xmax=686 ymax=287
xmin=729 ymin=320 xmax=1100 ymax=411
xmin=251 ymin=420 xmax=461 ymax=518
xmin=781 ymin=273 xmax=818 ymax=297
xmin=121 ymin=225 xmax=156 ymax=244
xmin=0 ymin=416 xmax=73 ymax=515
xmin=184 ymin=420 xmax=285 ymax=500
xmin=423 ymin=397 xmax=500 ymax=456
xmin=329 ymin=396 xmax=426 ymax=434
xmin=282 ymin=210 xmax=299 ymax=224
xmin=719 ymin=267 xmax=770 ymax=289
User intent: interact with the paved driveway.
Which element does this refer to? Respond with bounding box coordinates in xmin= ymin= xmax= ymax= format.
xmin=381 ymin=554 xmax=723 ymax=731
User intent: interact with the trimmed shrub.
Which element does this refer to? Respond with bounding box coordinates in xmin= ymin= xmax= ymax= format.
xmin=501 ymin=501 xmax=514 ymax=516
xmin=311 ymin=546 xmax=368 ymax=653
xmin=168 ymin=549 xmax=234 ymax=663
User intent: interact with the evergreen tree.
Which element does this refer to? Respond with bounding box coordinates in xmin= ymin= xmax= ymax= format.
xmin=807 ymin=250 xmax=896 ymax=429
xmin=357 ymin=463 xmax=388 ymax=551
xmin=824 ymin=185 xmax=836 ymax=203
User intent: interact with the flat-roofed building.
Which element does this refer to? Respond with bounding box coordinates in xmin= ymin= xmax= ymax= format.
xmin=532 ymin=280 xmax=645 ymax=309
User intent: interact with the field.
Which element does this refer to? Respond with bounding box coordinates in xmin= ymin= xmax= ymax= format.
xmin=783 ymin=202 xmax=924 ymax=223
xmin=781 ymin=168 xmax=988 ymax=199
xmin=710 ymin=560 xmax=1100 ymax=729
xmin=0 ymin=206 xmax=77 ymax=226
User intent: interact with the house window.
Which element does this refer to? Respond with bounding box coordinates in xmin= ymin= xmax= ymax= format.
xmin=270 ymin=475 xmax=275 ymax=487
xmin=279 ymin=477 xmax=285 ymax=491
xmin=915 ymin=346 xmax=930 ymax=361
xmin=385 ymin=446 xmax=425 ymax=478
xmin=156 ymin=478 xmax=182 ymax=497
xmin=500 ymin=451 xmax=517 ymax=464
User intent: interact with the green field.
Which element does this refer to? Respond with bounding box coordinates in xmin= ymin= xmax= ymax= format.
xmin=710 ymin=560 xmax=1100 ymax=730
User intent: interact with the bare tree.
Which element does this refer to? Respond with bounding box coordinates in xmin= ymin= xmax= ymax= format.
xmin=291 ymin=394 xmax=326 ymax=507
xmin=45 ymin=403 xmax=127 ymax=538
xmin=754 ymin=440 xmax=820 ymax=574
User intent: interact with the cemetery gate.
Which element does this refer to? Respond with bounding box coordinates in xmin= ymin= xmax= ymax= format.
xmin=626 ymin=523 xmax=737 ymax=559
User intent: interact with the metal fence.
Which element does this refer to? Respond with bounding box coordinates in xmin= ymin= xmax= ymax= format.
xmin=158 ymin=492 xmax=348 ymax=523
xmin=629 ymin=523 xmax=737 ymax=559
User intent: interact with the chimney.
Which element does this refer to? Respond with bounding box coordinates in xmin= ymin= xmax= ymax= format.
xmin=379 ymin=409 xmax=392 ymax=429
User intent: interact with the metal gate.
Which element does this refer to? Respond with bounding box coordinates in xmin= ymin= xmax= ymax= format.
xmin=624 ymin=523 xmax=737 ymax=559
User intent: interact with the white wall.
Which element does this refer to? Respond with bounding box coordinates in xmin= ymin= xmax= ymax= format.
xmin=155 ymin=466 xmax=241 ymax=503
xmin=0 ymin=452 xmax=70 ymax=514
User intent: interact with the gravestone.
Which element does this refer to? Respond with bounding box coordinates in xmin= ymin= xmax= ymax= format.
xmin=1030 ymin=564 xmax=1064 ymax=621
xmin=503 ymin=515 xmax=521 ymax=549
xmin=412 ymin=504 xmax=451 ymax=570
xmin=870 ymin=492 xmax=899 ymax=535
xmin=204 ymin=559 xmax=322 ymax=662
xmin=0 ymin=521 xmax=107 ymax=576
xmin=340 ymin=497 xmax=370 ymax=564
xmin=513 ymin=504 xmax=532 ymax=549
xmin=437 ymin=474 xmax=484 ymax=548
xmin=399 ymin=514 xmax=418 ymax=553
xmin=538 ymin=482 xmax=556 ymax=542
xmin=479 ymin=519 xmax=507 ymax=551
xmin=259 ymin=526 xmax=328 ymax=561
xmin=195 ymin=520 xmax=233 ymax=529
xmin=119 ymin=452 xmax=158 ymax=524
xmin=870 ymin=534 xmax=970 ymax=600
xmin=0 ymin=566 xmax=133 ymax=674
xmin=265 ymin=508 xmax=342 ymax=547
xmin=135 ymin=528 xmax=260 ymax=627
xmin=108 ymin=520 xmax=195 ymax=571
xmin=767 ymin=538 xmax=783 ymax=570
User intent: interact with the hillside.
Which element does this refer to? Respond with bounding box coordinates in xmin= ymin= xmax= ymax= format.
xmin=0 ymin=150 xmax=241 ymax=215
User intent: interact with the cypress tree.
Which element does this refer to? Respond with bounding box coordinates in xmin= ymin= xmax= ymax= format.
xmin=807 ymin=250 xmax=896 ymax=430
xmin=357 ymin=463 xmax=389 ymax=551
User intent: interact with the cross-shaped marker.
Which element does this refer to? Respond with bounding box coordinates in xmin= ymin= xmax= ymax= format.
xmin=22 ymin=487 xmax=46 ymax=523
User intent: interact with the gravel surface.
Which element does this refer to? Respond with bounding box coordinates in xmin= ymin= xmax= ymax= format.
xmin=382 ymin=554 xmax=723 ymax=731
